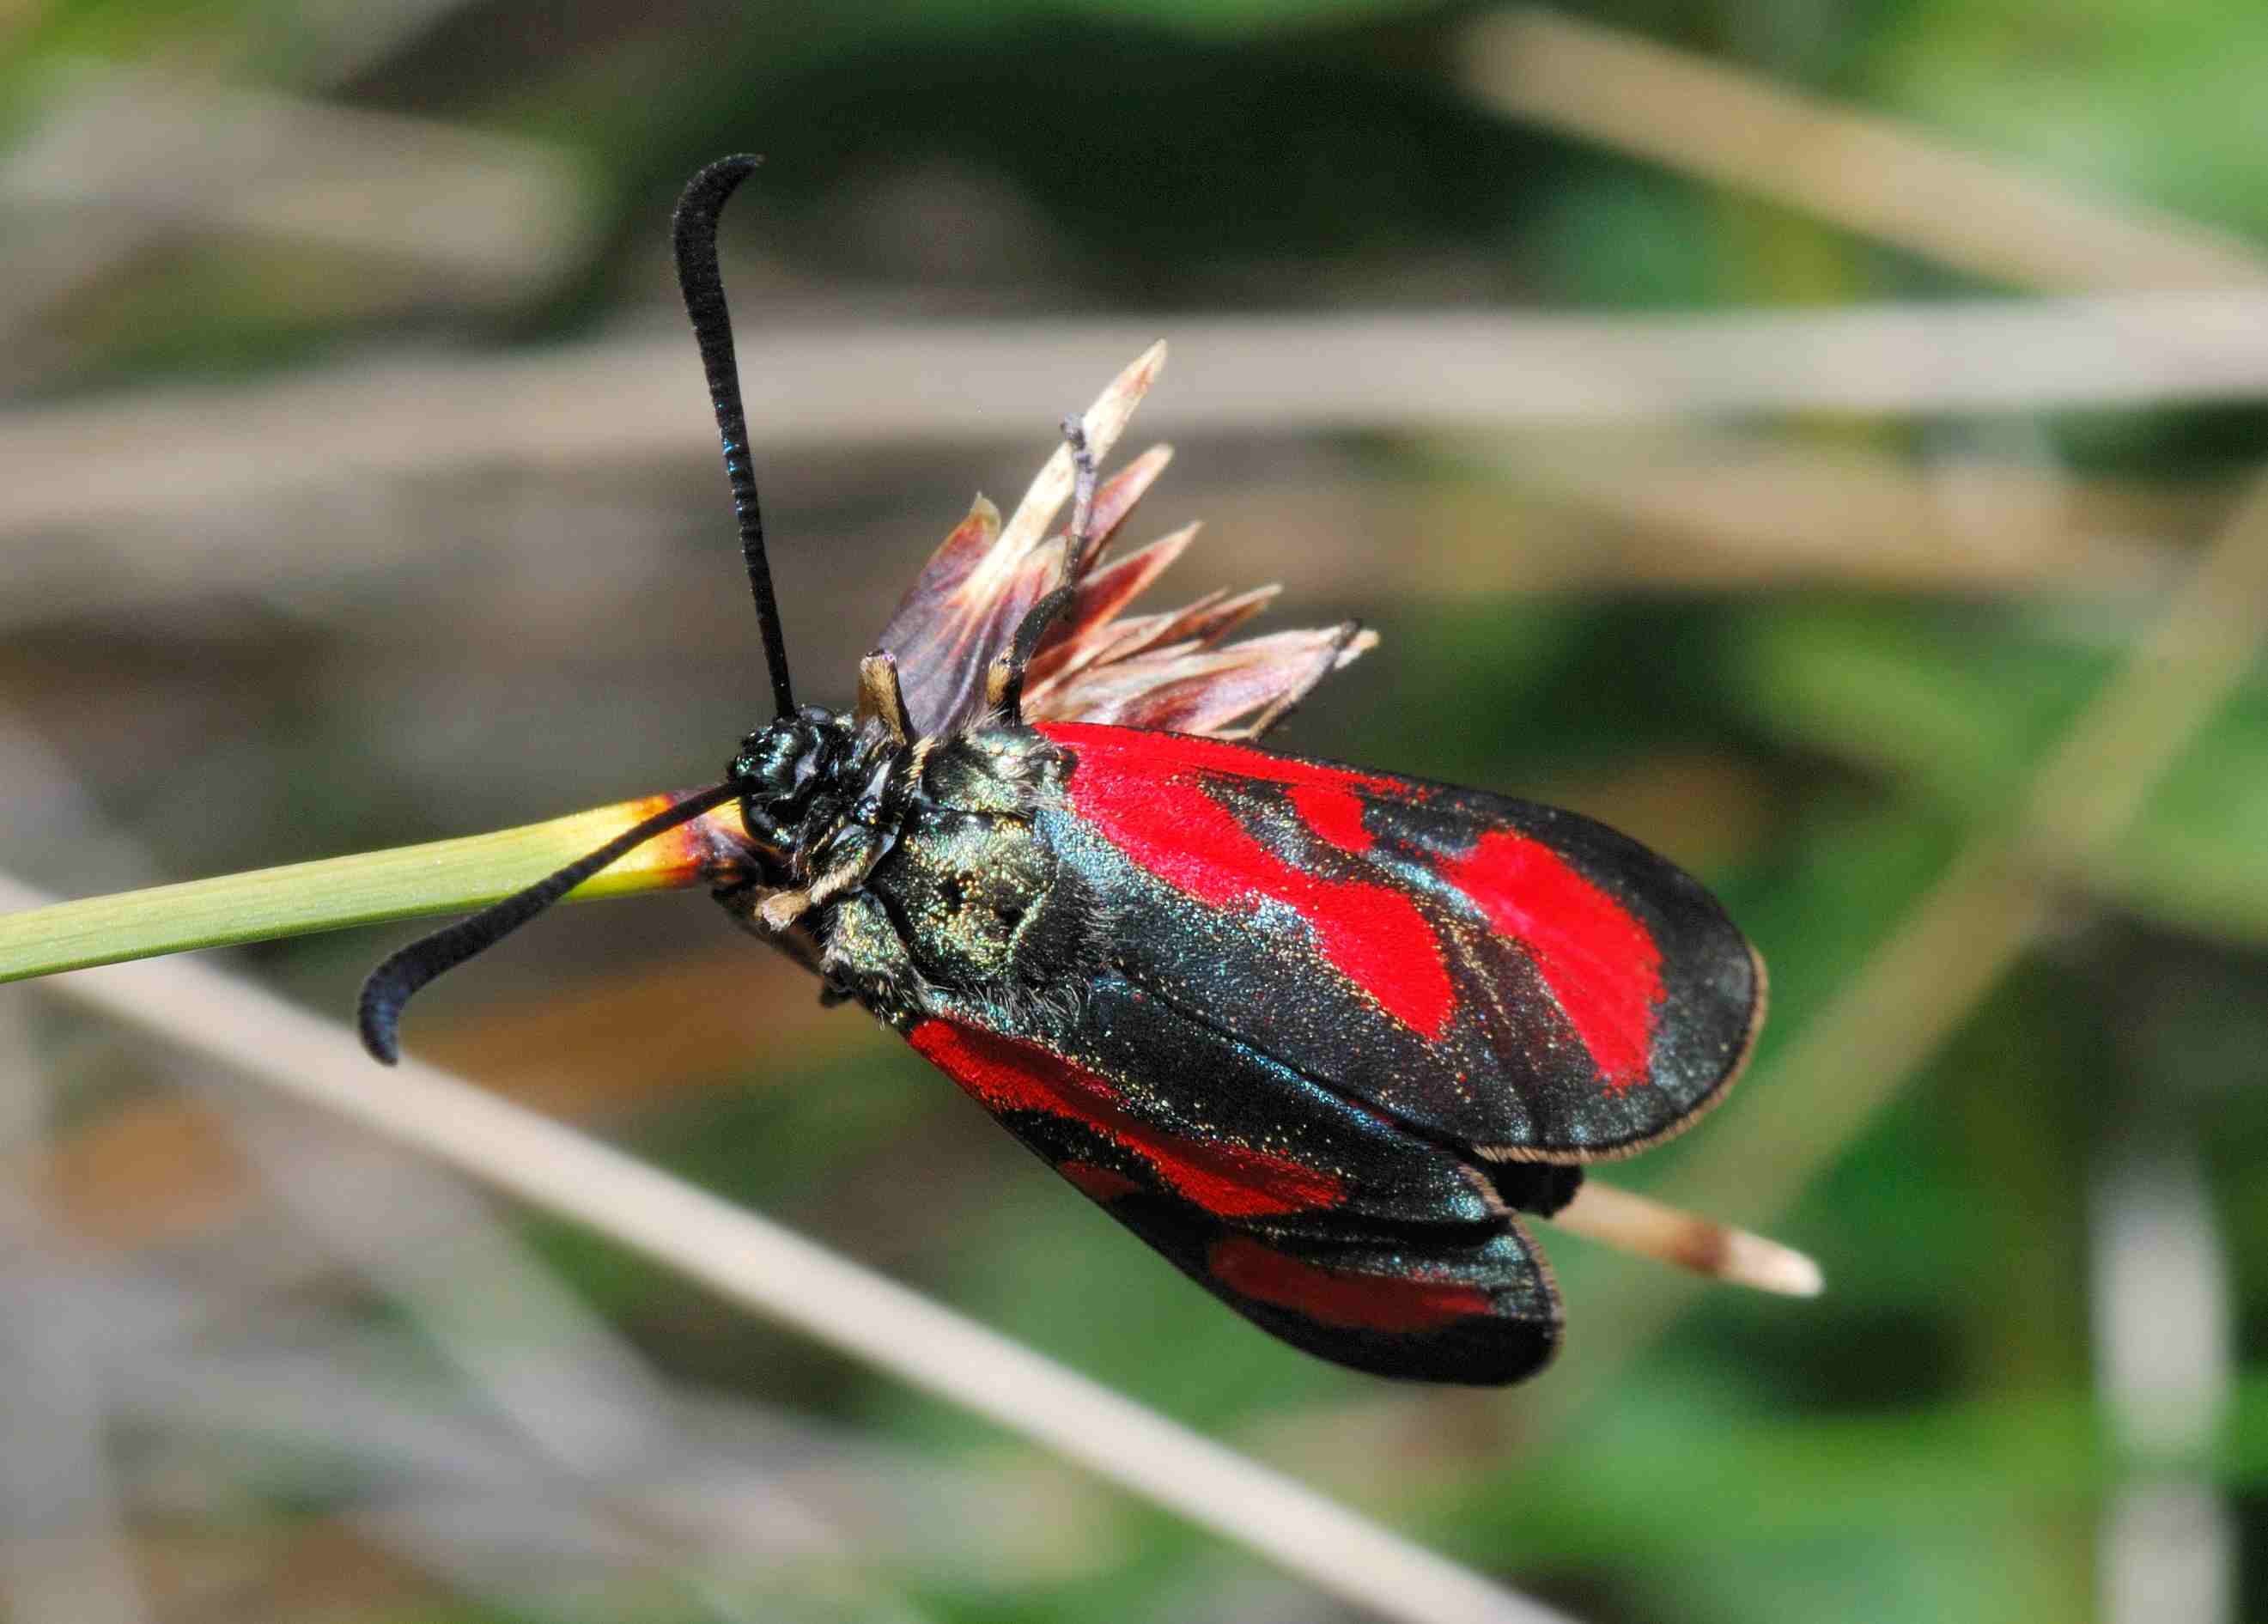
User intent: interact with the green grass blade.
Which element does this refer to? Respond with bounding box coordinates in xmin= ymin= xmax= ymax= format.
xmin=0 ymin=794 xmax=740 ymax=983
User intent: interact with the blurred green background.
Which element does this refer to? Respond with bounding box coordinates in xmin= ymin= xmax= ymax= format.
xmin=4 ymin=2 xmax=2266 ymax=1621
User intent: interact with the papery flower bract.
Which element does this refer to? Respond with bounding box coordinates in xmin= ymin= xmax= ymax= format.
xmin=873 ymin=342 xmax=1375 ymax=741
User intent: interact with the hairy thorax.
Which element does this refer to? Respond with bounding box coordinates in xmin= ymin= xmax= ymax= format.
xmin=813 ymin=724 xmax=1101 ymax=1028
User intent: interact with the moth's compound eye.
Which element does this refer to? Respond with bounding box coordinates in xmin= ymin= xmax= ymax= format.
xmin=727 ymin=713 xmax=855 ymax=861
xmin=730 ymin=714 xmax=838 ymax=799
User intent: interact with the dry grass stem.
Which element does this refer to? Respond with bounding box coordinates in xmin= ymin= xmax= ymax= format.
xmin=1554 ymin=1183 xmax=1823 ymax=1298
xmin=9 ymin=298 xmax=2268 ymax=538
xmin=3 ymin=69 xmax=588 ymax=382
xmin=1460 ymin=9 xmax=2268 ymax=293
xmin=1487 ymin=433 xmax=2190 ymax=595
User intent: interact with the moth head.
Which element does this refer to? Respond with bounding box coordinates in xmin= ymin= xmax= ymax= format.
xmin=727 ymin=705 xmax=854 ymax=857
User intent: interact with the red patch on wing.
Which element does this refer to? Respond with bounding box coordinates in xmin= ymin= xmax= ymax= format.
xmin=1288 ymin=781 xmax=1374 ymax=854
xmin=1444 ymin=830 xmax=1664 ymax=1090
xmin=909 ymin=1019 xmax=1344 ymax=1218
xmin=1040 ymin=724 xmax=1450 ymax=1035
xmin=1206 ymin=1237 xmax=1493 ymax=1332
xmin=1058 ymin=1161 xmax=1141 ymax=1203
xmin=1040 ymin=725 xmax=1402 ymax=797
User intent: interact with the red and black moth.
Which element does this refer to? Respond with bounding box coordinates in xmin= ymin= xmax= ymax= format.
xmin=358 ymin=156 xmax=1779 ymax=1385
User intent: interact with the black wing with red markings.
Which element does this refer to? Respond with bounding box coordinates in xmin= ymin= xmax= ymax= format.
xmin=1032 ymin=722 xmax=1763 ymax=1161
xmin=888 ymin=721 xmax=1757 ymax=1382
xmin=906 ymin=978 xmax=1566 ymax=1384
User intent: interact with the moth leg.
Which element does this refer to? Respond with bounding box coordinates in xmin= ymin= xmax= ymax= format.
xmin=756 ymin=854 xmax=869 ymax=931
xmin=818 ymin=891 xmax=925 ymax=1017
xmin=985 ymin=580 xmax=1078 ymax=723
xmin=756 ymin=887 xmax=812 ymax=931
xmin=710 ymin=875 xmax=768 ymax=936
xmin=712 ymin=881 xmax=842 ymax=1000
xmin=854 ymin=651 xmax=915 ymax=745
xmin=982 ymin=417 xmax=1102 ymax=723
xmin=1061 ymin=416 xmax=1099 ymax=570
xmin=1013 ymin=418 xmax=1099 ymax=630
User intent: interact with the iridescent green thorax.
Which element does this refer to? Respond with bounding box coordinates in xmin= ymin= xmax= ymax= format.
xmin=718 ymin=716 xmax=1091 ymax=1030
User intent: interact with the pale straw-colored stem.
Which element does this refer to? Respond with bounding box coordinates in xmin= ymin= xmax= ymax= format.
xmin=1554 ymin=1181 xmax=1822 ymax=1299
xmin=15 ymin=299 xmax=2268 ymax=541
xmin=1459 ymin=9 xmax=2268 ymax=294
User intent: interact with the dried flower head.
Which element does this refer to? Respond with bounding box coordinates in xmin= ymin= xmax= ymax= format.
xmin=874 ymin=342 xmax=1376 ymax=741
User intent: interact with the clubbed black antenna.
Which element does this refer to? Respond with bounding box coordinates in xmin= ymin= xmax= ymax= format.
xmin=358 ymin=781 xmax=742 ymax=1064
xmin=673 ymin=154 xmax=796 ymax=719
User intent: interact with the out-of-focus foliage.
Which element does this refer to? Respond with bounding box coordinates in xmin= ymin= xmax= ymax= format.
xmin=3 ymin=2 xmax=2265 ymax=1622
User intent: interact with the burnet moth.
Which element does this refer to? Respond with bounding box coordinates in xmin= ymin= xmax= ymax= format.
xmin=357 ymin=156 xmax=1775 ymax=1385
